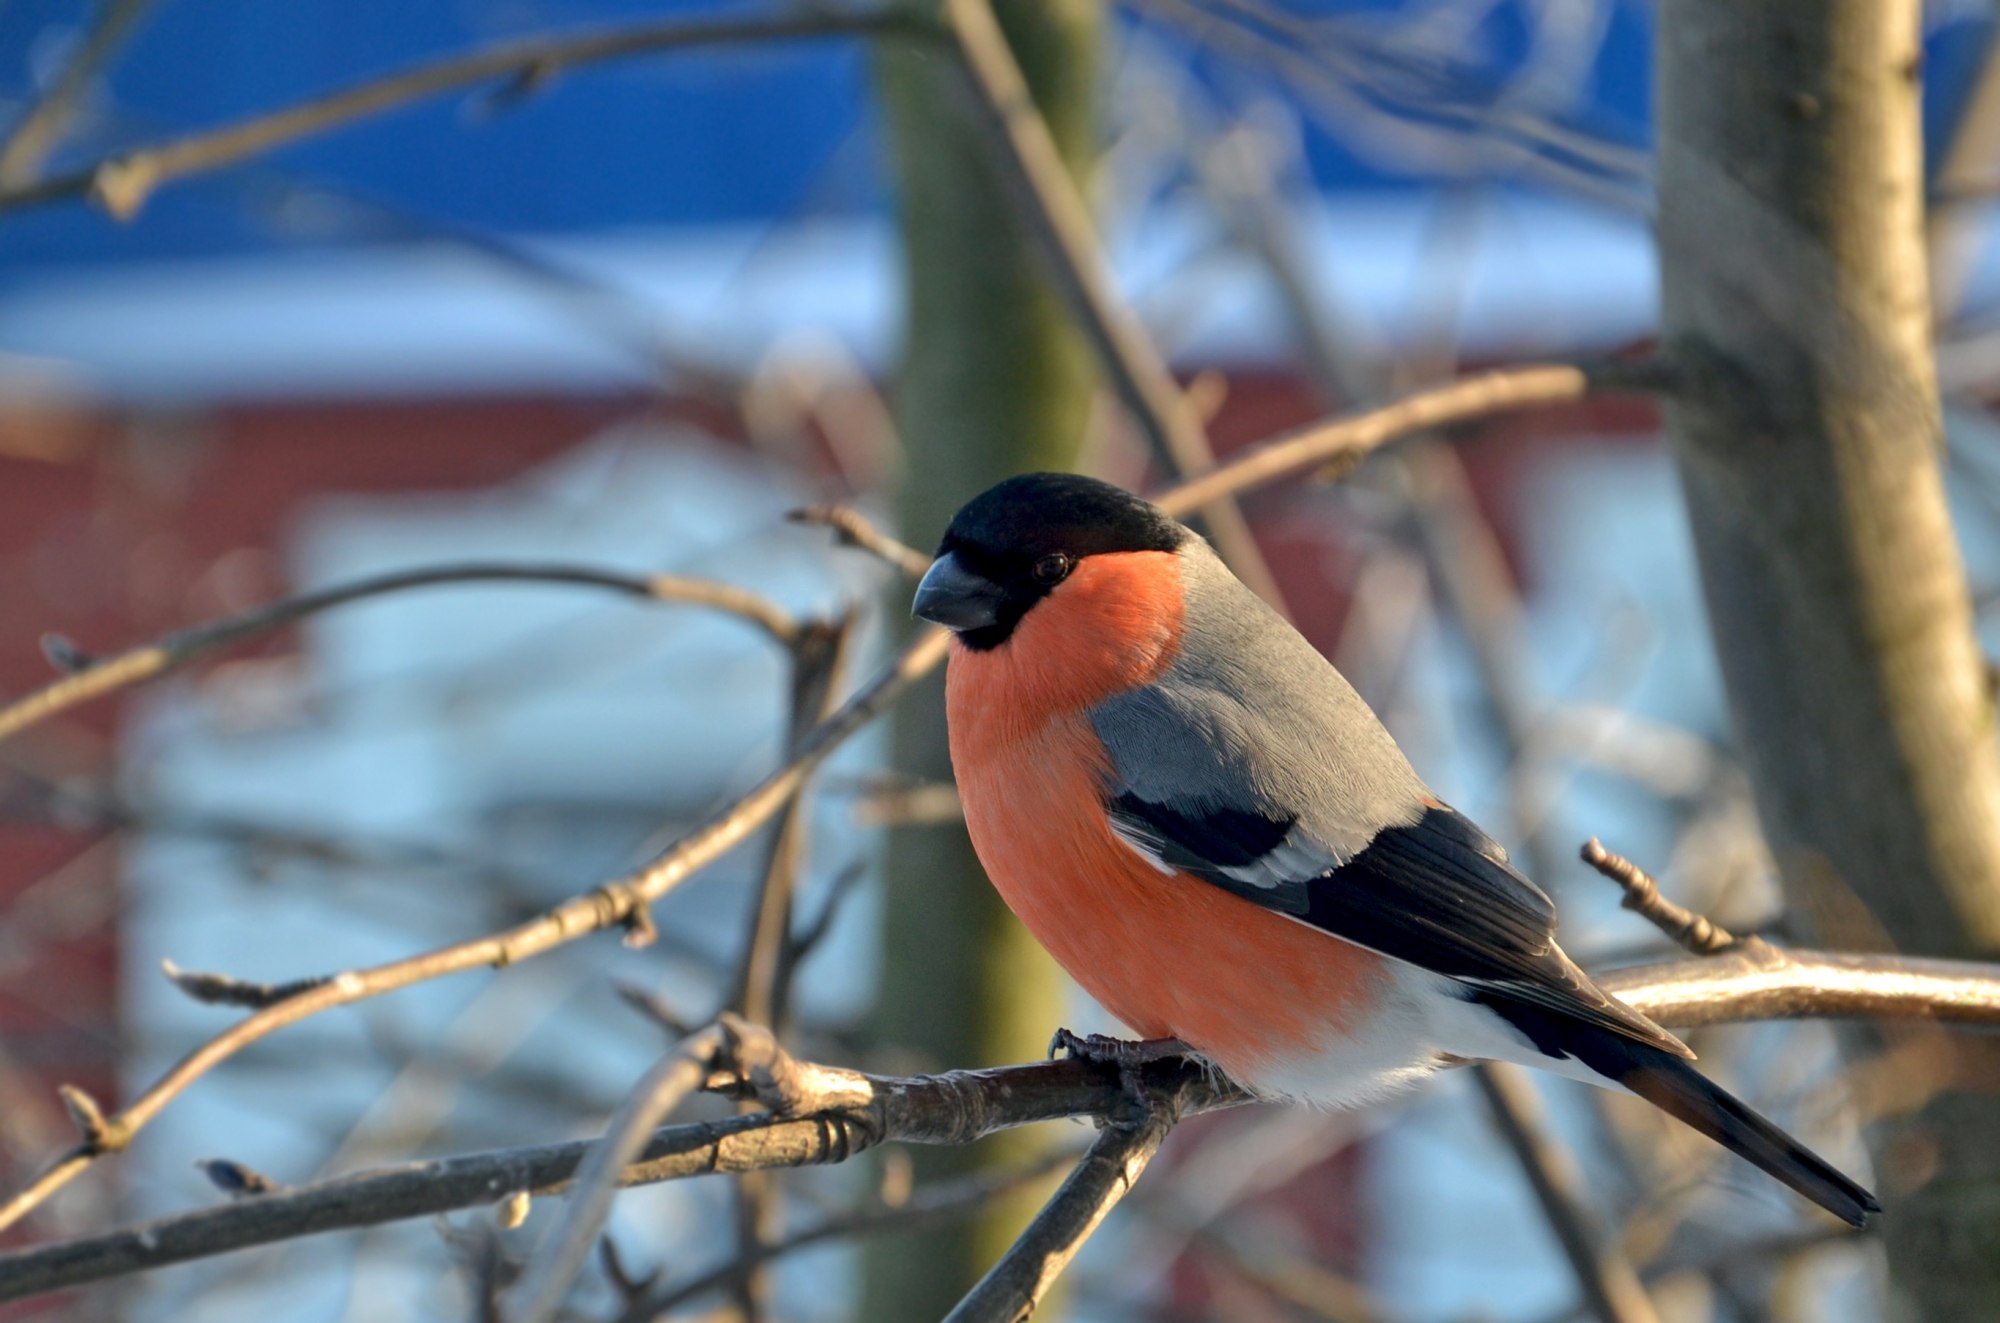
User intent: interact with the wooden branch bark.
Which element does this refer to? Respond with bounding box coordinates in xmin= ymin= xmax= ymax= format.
xmin=1472 ymin=1064 xmax=1661 ymax=1323
xmin=941 ymin=1103 xmax=1181 ymax=1323
xmin=0 ymin=1050 xmax=1233 ymax=1304
xmin=0 ymin=561 xmax=798 ymax=745
xmin=0 ymin=7 xmax=932 ymax=219
xmin=507 ymin=1025 xmax=732 ymax=1323
xmin=3 ymin=949 xmax=1997 ymax=1307
xmin=724 ymin=613 xmax=855 ymax=1319
xmin=1657 ymin=3 xmax=2000 ymax=1313
xmin=0 ymin=0 xmax=156 ymax=187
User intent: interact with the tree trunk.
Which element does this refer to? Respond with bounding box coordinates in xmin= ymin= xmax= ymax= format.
xmin=863 ymin=2 xmax=1099 ymax=1317
xmin=1656 ymin=3 xmax=2000 ymax=1315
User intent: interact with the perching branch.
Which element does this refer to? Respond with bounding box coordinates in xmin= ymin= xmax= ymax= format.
xmin=0 ymin=562 xmax=799 ymax=746
xmin=5 ymin=945 xmax=2000 ymax=1305
xmin=0 ymin=1042 xmax=1230 ymax=1304
xmin=0 ymin=7 xmax=934 ymax=219
xmin=0 ymin=363 xmax=1644 ymax=1235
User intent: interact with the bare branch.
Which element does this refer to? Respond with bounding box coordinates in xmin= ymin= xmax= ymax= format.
xmin=940 ymin=0 xmax=1286 ymax=608
xmin=4 ymin=938 xmax=1998 ymax=1305
xmin=788 ymin=506 xmax=929 ymax=578
xmin=613 ymin=983 xmax=696 ymax=1040
xmin=1595 ymin=947 xmax=2000 ymax=1029
xmin=732 ymin=616 xmax=855 ymax=1028
xmin=0 ymin=562 xmax=798 ymax=746
xmin=943 ymin=1097 xmax=1187 ymax=1323
xmin=787 ymin=860 xmax=870 ymax=964
xmin=0 ymin=0 xmax=155 ymax=187
xmin=723 ymin=615 xmax=855 ymax=1319
xmin=1472 ymin=1065 xmax=1662 ymax=1323
xmin=618 ymin=1150 xmax=1080 ymax=1321
xmin=506 ymin=1024 xmax=731 ymax=1323
xmin=0 ymin=1046 xmax=1224 ymax=1304
xmin=1582 ymin=838 xmax=1746 ymax=956
xmin=0 ymin=7 xmax=934 ymax=219
xmin=1155 ymin=363 xmax=1625 ymax=517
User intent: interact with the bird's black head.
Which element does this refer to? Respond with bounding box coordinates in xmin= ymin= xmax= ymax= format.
xmin=912 ymin=473 xmax=1187 ymax=650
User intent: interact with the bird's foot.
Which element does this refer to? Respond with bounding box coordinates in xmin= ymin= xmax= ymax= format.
xmin=1046 ymin=1029 xmax=1190 ymax=1067
xmin=1047 ymin=1029 xmax=1193 ymax=1130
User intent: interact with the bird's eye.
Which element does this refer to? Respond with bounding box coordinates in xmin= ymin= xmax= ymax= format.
xmin=1032 ymin=552 xmax=1072 ymax=585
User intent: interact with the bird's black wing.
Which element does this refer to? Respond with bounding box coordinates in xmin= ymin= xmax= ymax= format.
xmin=1105 ymin=794 xmax=1690 ymax=1058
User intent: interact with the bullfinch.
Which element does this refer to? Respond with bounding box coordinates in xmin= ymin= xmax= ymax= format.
xmin=912 ymin=471 xmax=1877 ymax=1228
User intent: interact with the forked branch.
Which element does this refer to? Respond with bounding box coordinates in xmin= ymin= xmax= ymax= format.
xmin=1 ymin=949 xmax=1996 ymax=1306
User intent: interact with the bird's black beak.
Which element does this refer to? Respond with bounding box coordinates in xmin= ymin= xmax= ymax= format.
xmin=913 ymin=551 xmax=1005 ymax=631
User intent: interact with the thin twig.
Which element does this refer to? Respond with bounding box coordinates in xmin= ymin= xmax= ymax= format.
xmin=940 ymin=0 xmax=1287 ymax=609
xmin=788 ymin=506 xmax=930 ymax=578
xmin=1582 ymin=838 xmax=1746 ymax=956
xmin=724 ymin=614 xmax=855 ymax=1319
xmin=617 ymin=1149 xmax=1080 ymax=1321
xmin=786 ymin=860 xmax=870 ymax=965
xmin=732 ymin=618 xmax=855 ymax=1030
xmin=505 ymin=1024 xmax=732 ymax=1323
xmin=1157 ymin=363 xmax=1612 ymax=516
xmin=614 ymin=983 xmax=696 ymax=1040
xmin=0 ymin=7 xmax=935 ymax=218
xmin=847 ymin=778 xmax=964 ymax=828
xmin=942 ymin=1094 xmax=1189 ymax=1323
xmin=0 ymin=562 xmax=798 ymax=746
xmin=0 ymin=0 xmax=156 ymax=187
xmin=1471 ymin=1065 xmax=1662 ymax=1323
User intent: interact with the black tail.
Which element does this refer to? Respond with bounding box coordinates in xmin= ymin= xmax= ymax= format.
xmin=1568 ymin=1032 xmax=1880 ymax=1228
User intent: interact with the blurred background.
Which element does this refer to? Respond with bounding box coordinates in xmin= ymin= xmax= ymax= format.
xmin=3 ymin=1 xmax=1999 ymax=1320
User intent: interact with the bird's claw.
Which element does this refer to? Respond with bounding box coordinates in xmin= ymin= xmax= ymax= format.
xmin=1046 ymin=1028 xmax=1189 ymax=1066
xmin=1047 ymin=1028 xmax=1193 ymax=1130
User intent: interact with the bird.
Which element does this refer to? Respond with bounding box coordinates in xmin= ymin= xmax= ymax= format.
xmin=911 ymin=470 xmax=1878 ymax=1228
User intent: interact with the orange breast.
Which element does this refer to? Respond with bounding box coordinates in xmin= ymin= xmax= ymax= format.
xmin=944 ymin=551 xmax=1386 ymax=1084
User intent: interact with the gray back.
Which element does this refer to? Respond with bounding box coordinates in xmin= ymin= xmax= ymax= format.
xmin=1087 ymin=538 xmax=1431 ymax=863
